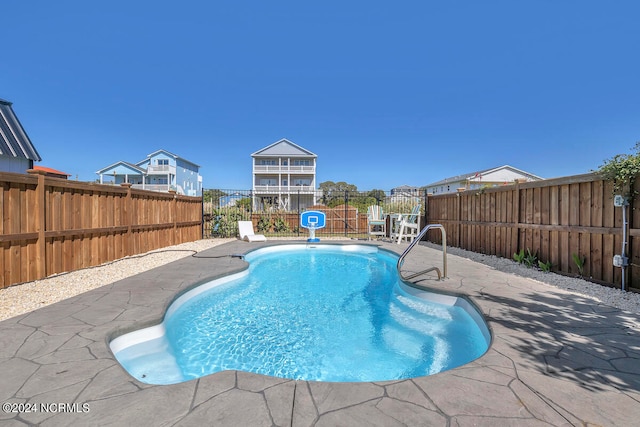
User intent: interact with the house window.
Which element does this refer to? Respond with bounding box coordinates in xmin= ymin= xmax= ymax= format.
xmin=293 ymin=160 xmax=310 ymax=166
xmin=157 ymin=159 xmax=169 ymax=166
xmin=259 ymin=159 xmax=277 ymax=165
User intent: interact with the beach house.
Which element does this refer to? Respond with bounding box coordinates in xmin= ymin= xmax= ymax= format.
xmin=96 ymin=149 xmax=202 ymax=196
xmin=251 ymin=139 xmax=317 ymax=211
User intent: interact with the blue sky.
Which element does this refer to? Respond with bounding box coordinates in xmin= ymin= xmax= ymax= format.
xmin=2 ymin=1 xmax=638 ymax=190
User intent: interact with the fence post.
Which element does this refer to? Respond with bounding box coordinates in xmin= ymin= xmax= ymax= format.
xmin=27 ymin=169 xmax=47 ymax=280
xmin=456 ymin=189 xmax=462 ymax=248
xmin=297 ymin=189 xmax=301 ymax=237
xmin=201 ymin=193 xmax=204 ymax=239
xmin=514 ymin=180 xmax=522 ymax=253
xmin=344 ymin=191 xmax=349 ymax=237
xmin=121 ymin=183 xmax=133 ymax=256
xmin=423 ymin=189 xmax=428 ymax=229
xmin=169 ymin=190 xmax=177 ymax=245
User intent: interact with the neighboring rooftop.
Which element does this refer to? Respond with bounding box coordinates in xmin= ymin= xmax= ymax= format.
xmin=252 ymin=138 xmax=317 ymax=158
xmin=33 ymin=165 xmax=71 ymax=179
xmin=424 ymin=165 xmax=543 ymax=194
xmin=426 ymin=165 xmax=542 ymax=187
xmin=0 ymin=98 xmax=41 ymax=163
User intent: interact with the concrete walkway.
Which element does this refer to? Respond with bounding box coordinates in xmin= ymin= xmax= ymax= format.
xmin=1 ymin=240 xmax=639 ymax=426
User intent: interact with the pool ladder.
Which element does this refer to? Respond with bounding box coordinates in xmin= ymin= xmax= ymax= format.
xmin=397 ymin=224 xmax=447 ymax=281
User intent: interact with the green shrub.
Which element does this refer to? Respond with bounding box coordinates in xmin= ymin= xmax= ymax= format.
xmin=598 ymin=141 xmax=640 ymax=198
xmin=523 ymin=249 xmax=538 ymax=268
xmin=572 ymin=253 xmax=586 ymax=276
xmin=538 ymin=260 xmax=552 ymax=272
xmin=513 ymin=249 xmax=525 ymax=264
xmin=273 ymin=216 xmax=290 ymax=233
xmin=257 ymin=215 xmax=271 ymax=233
xmin=211 ymin=207 xmax=244 ymax=237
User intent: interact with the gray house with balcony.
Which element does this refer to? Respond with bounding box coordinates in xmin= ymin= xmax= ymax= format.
xmin=251 ymin=139 xmax=317 ymax=211
xmin=96 ymin=149 xmax=202 ymax=196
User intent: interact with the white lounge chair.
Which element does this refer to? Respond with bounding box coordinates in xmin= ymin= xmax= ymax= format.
xmin=396 ymin=205 xmax=421 ymax=244
xmin=367 ymin=205 xmax=386 ymax=240
xmin=238 ymin=221 xmax=267 ymax=242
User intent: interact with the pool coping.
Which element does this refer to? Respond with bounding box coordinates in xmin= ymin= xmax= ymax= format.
xmin=1 ymin=239 xmax=639 ymax=426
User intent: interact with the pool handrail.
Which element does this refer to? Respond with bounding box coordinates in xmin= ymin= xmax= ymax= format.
xmin=397 ymin=224 xmax=447 ymax=281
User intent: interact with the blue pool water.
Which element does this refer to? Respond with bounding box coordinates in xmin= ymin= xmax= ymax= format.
xmin=111 ymin=244 xmax=490 ymax=384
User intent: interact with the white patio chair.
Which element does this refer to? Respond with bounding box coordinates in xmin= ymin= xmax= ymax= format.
xmin=238 ymin=221 xmax=267 ymax=242
xmin=396 ymin=205 xmax=421 ymax=244
xmin=367 ymin=205 xmax=386 ymax=240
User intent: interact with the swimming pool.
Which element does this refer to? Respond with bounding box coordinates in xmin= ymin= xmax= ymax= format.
xmin=110 ymin=244 xmax=490 ymax=384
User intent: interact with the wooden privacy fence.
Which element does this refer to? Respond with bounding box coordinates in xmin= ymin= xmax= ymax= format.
xmin=248 ymin=205 xmax=368 ymax=235
xmin=0 ymin=170 xmax=202 ymax=289
xmin=425 ymin=172 xmax=639 ymax=291
xmin=303 ymin=204 xmax=363 ymax=234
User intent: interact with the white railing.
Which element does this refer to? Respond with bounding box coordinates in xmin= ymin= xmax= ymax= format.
xmin=131 ymin=184 xmax=172 ymax=192
xmin=146 ymin=165 xmax=176 ymax=175
xmin=253 ymin=185 xmax=315 ymax=193
xmin=253 ymin=165 xmax=315 ymax=173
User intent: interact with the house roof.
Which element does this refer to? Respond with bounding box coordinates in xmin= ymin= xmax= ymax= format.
xmin=0 ymin=98 xmax=42 ymax=162
xmin=141 ymin=149 xmax=200 ymax=168
xmin=95 ymin=161 xmax=146 ymax=175
xmin=424 ymin=165 xmax=543 ymax=187
xmin=393 ymin=184 xmax=419 ymax=191
xmin=251 ymin=138 xmax=316 ymax=157
xmin=33 ymin=165 xmax=70 ymax=177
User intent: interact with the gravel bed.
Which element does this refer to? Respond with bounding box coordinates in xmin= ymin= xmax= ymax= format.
xmin=2 ymin=238 xmax=639 ymax=322
xmin=0 ymin=239 xmax=235 ymax=322
xmin=425 ymin=242 xmax=640 ymax=315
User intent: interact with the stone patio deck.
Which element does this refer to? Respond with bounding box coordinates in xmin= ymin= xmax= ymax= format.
xmin=1 ymin=240 xmax=639 ymax=426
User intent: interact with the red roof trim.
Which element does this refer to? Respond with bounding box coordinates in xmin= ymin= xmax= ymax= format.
xmin=33 ymin=165 xmax=71 ymax=176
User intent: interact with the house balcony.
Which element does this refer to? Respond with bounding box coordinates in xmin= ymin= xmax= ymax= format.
xmin=131 ymin=184 xmax=173 ymax=192
xmin=146 ymin=165 xmax=176 ymax=175
xmin=253 ymin=185 xmax=316 ymax=194
xmin=253 ymin=165 xmax=315 ymax=173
